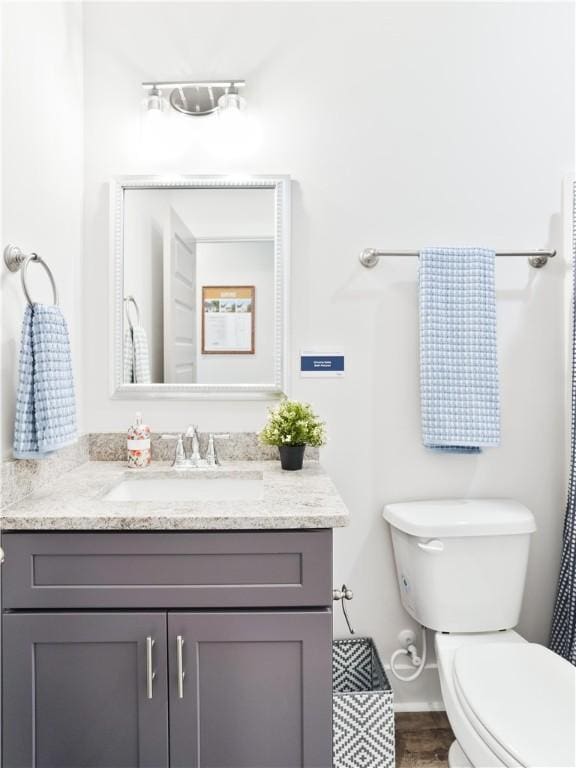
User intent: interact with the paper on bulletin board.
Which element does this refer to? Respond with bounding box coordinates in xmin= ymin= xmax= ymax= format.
xmin=300 ymin=349 xmax=345 ymax=378
xmin=202 ymin=286 xmax=255 ymax=354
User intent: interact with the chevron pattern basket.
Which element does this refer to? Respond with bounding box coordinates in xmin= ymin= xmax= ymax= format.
xmin=333 ymin=638 xmax=395 ymax=768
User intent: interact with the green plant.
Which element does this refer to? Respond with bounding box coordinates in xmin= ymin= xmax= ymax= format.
xmin=260 ymin=399 xmax=326 ymax=447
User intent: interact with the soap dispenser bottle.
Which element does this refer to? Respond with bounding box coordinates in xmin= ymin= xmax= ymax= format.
xmin=127 ymin=412 xmax=151 ymax=468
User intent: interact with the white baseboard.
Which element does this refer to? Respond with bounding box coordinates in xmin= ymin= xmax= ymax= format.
xmin=384 ymin=662 xmax=445 ymax=711
xmin=394 ymin=701 xmax=446 ymax=712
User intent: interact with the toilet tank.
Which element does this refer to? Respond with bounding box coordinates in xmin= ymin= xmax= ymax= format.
xmin=383 ymin=499 xmax=536 ymax=633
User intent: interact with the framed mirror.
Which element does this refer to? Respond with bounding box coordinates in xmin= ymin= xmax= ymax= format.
xmin=110 ymin=175 xmax=290 ymax=398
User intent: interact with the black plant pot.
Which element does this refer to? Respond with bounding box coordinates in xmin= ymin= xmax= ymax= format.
xmin=278 ymin=444 xmax=306 ymax=471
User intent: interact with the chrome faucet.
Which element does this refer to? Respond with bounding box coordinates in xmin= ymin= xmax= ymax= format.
xmin=161 ymin=429 xmax=230 ymax=469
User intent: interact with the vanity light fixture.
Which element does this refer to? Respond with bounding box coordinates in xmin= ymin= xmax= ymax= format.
xmin=142 ymin=80 xmax=246 ymax=118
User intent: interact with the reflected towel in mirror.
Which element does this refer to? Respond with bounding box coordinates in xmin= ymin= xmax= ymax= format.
xmin=124 ymin=325 xmax=151 ymax=384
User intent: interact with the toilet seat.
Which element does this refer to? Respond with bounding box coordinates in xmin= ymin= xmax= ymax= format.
xmin=453 ymin=643 xmax=576 ymax=768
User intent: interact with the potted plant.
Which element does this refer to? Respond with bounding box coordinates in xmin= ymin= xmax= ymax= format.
xmin=260 ymin=399 xmax=326 ymax=470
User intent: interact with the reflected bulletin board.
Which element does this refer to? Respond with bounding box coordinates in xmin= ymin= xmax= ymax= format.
xmin=202 ymin=286 xmax=255 ymax=354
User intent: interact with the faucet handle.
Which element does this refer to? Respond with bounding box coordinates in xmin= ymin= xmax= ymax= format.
xmin=205 ymin=433 xmax=230 ymax=467
xmin=161 ymin=433 xmax=187 ymax=467
xmin=174 ymin=434 xmax=186 ymax=459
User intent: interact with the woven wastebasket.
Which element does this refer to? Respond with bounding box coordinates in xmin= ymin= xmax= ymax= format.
xmin=333 ymin=637 xmax=395 ymax=768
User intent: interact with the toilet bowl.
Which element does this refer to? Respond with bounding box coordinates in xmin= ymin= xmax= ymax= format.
xmin=436 ymin=631 xmax=576 ymax=767
xmin=382 ymin=499 xmax=576 ymax=768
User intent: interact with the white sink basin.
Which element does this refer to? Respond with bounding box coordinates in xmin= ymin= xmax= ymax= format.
xmin=104 ymin=476 xmax=264 ymax=502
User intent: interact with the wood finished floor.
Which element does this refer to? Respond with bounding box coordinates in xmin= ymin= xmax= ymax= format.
xmin=395 ymin=711 xmax=455 ymax=768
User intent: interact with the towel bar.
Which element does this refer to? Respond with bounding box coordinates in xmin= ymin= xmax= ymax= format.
xmin=359 ymin=248 xmax=557 ymax=270
xmin=3 ymin=244 xmax=59 ymax=305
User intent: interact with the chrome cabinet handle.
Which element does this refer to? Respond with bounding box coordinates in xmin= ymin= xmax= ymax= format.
xmin=146 ymin=636 xmax=156 ymax=699
xmin=177 ymin=635 xmax=185 ymax=699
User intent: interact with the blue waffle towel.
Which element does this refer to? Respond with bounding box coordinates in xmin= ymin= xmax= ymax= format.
xmin=419 ymin=247 xmax=500 ymax=453
xmin=13 ymin=304 xmax=77 ymax=459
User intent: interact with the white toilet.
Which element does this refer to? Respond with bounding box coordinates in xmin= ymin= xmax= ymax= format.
xmin=383 ymin=499 xmax=576 ymax=768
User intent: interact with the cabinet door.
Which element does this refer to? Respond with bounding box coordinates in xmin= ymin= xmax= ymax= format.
xmin=168 ymin=611 xmax=332 ymax=768
xmin=3 ymin=613 xmax=169 ymax=768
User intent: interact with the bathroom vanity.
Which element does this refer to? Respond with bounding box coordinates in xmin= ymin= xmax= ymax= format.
xmin=0 ymin=173 xmax=346 ymax=767
xmin=1 ymin=460 xmax=348 ymax=768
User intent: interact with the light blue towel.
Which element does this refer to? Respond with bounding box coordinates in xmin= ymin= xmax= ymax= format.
xmin=13 ymin=304 xmax=77 ymax=459
xmin=419 ymin=247 xmax=500 ymax=453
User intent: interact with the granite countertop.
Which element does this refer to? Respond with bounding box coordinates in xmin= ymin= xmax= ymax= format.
xmin=0 ymin=461 xmax=350 ymax=531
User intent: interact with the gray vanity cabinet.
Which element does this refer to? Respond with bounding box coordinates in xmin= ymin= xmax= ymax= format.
xmin=3 ymin=612 xmax=169 ymax=768
xmin=168 ymin=611 xmax=332 ymax=768
xmin=2 ymin=530 xmax=334 ymax=768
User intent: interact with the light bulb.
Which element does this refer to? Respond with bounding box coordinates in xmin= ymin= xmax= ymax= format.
xmin=141 ymin=87 xmax=168 ymax=151
xmin=146 ymin=93 xmax=163 ymax=113
xmin=143 ymin=87 xmax=166 ymax=122
xmin=217 ymin=89 xmax=246 ymax=121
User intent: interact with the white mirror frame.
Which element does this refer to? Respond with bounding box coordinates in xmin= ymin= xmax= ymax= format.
xmin=110 ymin=174 xmax=290 ymax=399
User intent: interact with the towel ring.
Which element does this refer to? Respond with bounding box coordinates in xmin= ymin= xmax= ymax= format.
xmin=21 ymin=254 xmax=59 ymax=306
xmin=3 ymin=245 xmax=59 ymax=306
xmin=124 ymin=295 xmax=141 ymax=330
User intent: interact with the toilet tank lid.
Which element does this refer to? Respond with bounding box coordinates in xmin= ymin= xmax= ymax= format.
xmin=382 ymin=499 xmax=536 ymax=537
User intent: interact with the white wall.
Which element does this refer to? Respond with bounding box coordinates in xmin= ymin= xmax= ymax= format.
xmin=1 ymin=2 xmax=84 ymax=459
xmin=166 ymin=189 xmax=274 ymax=239
xmin=82 ymin=1 xmax=574 ymax=706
